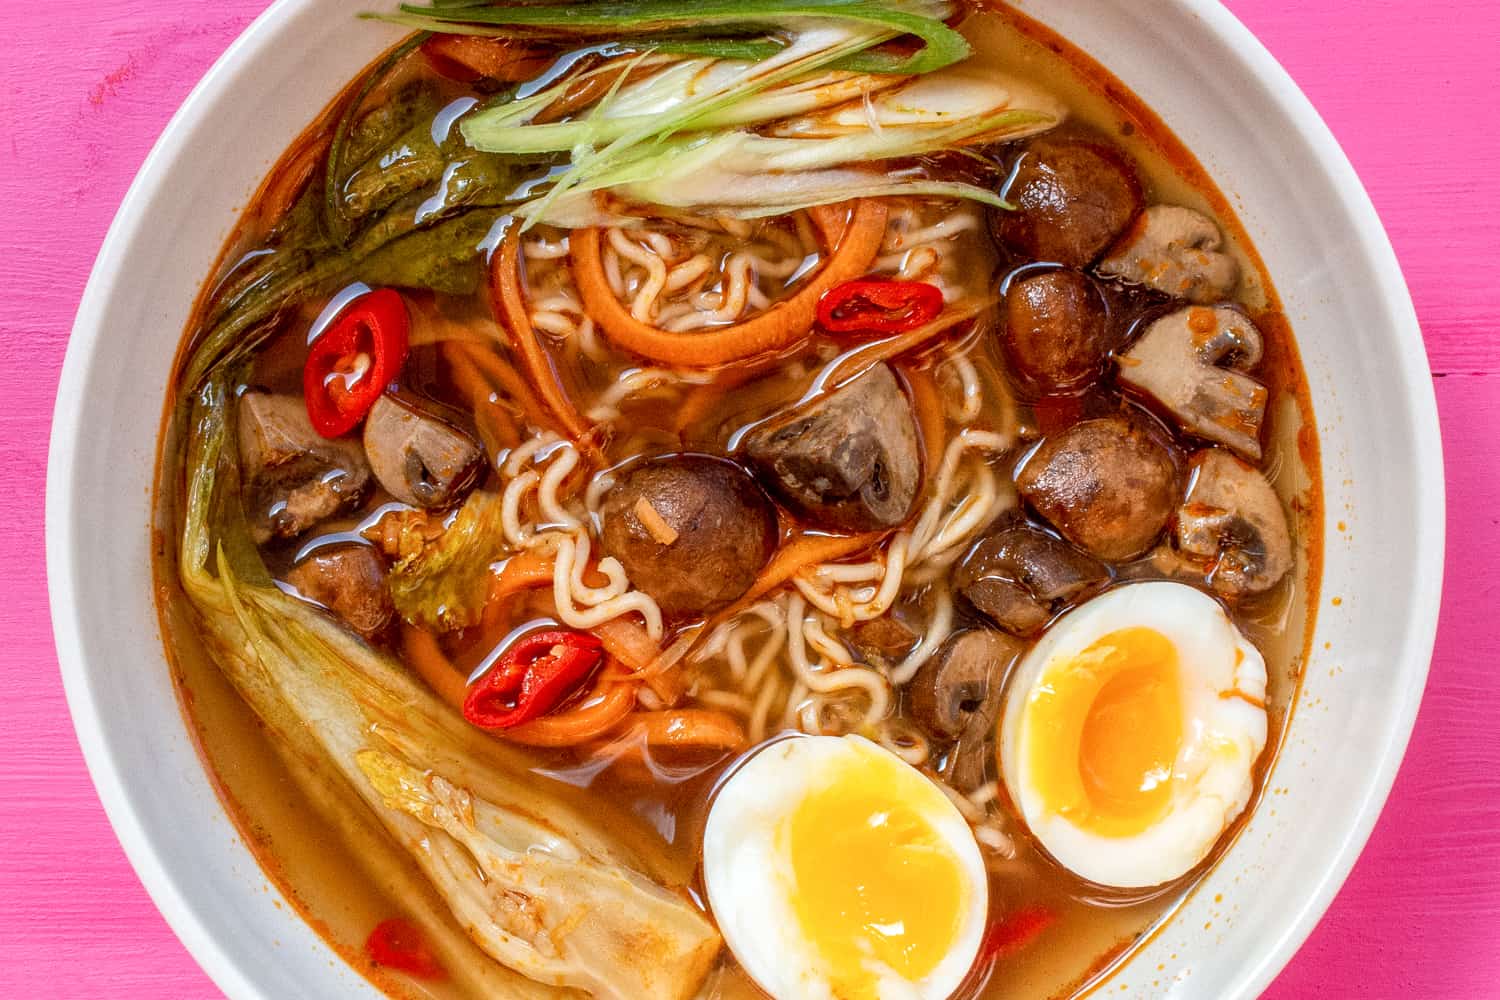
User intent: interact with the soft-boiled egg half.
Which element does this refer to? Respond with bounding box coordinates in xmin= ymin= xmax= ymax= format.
xmin=703 ymin=735 xmax=988 ymax=1000
xmin=1000 ymin=581 xmax=1268 ymax=889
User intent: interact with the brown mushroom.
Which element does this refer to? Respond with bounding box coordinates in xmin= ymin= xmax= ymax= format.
xmin=743 ymin=363 xmax=921 ymax=533
xmin=600 ymin=454 xmax=778 ymax=618
xmin=1016 ymin=414 xmax=1179 ymax=561
xmin=1002 ymin=268 xmax=1114 ymax=392
xmin=285 ymin=543 xmax=395 ymax=638
xmin=990 ymin=136 xmax=1144 ymax=267
xmin=1176 ymin=449 xmax=1293 ymax=597
xmin=848 ymin=616 xmax=920 ymax=668
xmin=237 ymin=391 xmax=372 ymax=545
xmin=363 ymin=393 xmax=483 ymax=509
xmin=1118 ymin=305 xmax=1268 ymax=461
xmin=955 ymin=525 xmax=1109 ymax=635
xmin=1099 ymin=205 xmax=1239 ymax=303
xmin=908 ymin=629 xmax=1025 ymax=792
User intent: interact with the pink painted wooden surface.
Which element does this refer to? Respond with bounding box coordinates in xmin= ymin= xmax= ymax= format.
xmin=2 ymin=0 xmax=1495 ymax=996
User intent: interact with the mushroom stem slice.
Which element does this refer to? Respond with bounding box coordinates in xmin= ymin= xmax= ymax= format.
xmin=1119 ymin=305 xmax=1268 ymax=461
xmin=1176 ymin=449 xmax=1293 ymax=598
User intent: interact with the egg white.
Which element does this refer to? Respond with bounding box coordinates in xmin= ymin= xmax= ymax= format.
xmin=702 ymin=735 xmax=988 ymax=1000
xmin=1000 ymin=581 xmax=1268 ymax=889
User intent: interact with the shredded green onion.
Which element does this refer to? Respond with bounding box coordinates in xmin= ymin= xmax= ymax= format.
xmin=369 ymin=0 xmax=970 ymax=76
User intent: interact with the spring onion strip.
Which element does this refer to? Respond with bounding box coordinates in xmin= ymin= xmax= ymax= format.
xmin=371 ymin=0 xmax=970 ymax=76
xmin=516 ymin=109 xmax=1053 ymax=225
xmin=516 ymin=22 xmax=890 ymax=229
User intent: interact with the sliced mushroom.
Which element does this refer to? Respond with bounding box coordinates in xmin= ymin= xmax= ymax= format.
xmin=600 ymin=454 xmax=778 ymax=618
xmin=285 ymin=543 xmax=395 ymax=638
xmin=1118 ymin=305 xmax=1268 ymax=461
xmin=743 ymin=363 xmax=921 ymax=533
xmin=1016 ymin=414 xmax=1179 ymax=562
xmin=363 ymin=393 xmax=483 ymax=509
xmin=1176 ymin=449 xmax=1293 ymax=597
xmin=237 ymin=391 xmax=372 ymax=545
xmin=848 ymin=616 xmax=920 ymax=668
xmin=908 ymin=629 xmax=1024 ymax=792
xmin=991 ymin=136 xmax=1144 ymax=267
xmin=1099 ymin=205 xmax=1239 ymax=304
xmin=955 ymin=525 xmax=1109 ymax=635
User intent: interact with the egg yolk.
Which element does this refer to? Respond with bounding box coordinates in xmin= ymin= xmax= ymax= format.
xmin=785 ymin=750 xmax=966 ymax=999
xmin=1022 ymin=627 xmax=1184 ymax=838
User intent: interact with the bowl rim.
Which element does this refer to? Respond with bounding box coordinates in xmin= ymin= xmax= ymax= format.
xmin=45 ymin=1 xmax=1445 ymax=997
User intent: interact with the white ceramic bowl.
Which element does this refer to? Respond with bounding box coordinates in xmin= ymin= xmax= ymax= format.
xmin=46 ymin=1 xmax=1443 ymax=997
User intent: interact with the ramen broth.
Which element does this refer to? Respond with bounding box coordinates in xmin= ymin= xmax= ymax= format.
xmin=155 ymin=6 xmax=1321 ymax=999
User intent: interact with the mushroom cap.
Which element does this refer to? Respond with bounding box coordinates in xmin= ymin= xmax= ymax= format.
xmin=600 ymin=453 xmax=778 ymax=619
xmin=286 ymin=542 xmax=395 ymax=638
xmin=1176 ymin=449 xmax=1293 ymax=597
xmin=991 ymin=136 xmax=1144 ymax=267
xmin=362 ymin=393 xmax=483 ymax=509
xmin=1118 ymin=305 xmax=1268 ymax=461
xmin=1016 ymin=414 xmax=1180 ymax=562
xmin=955 ymin=524 xmax=1110 ymax=635
xmin=1002 ymin=268 xmax=1115 ymax=393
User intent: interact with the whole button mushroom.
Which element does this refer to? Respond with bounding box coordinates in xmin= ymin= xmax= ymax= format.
xmin=1099 ymin=205 xmax=1239 ymax=304
xmin=744 ymin=363 xmax=922 ymax=533
xmin=1175 ymin=449 xmax=1293 ymax=598
xmin=907 ymin=629 xmax=1025 ymax=792
xmin=991 ymin=136 xmax=1144 ymax=267
xmin=601 ymin=454 xmax=778 ymax=618
xmin=286 ymin=543 xmax=395 ymax=638
xmin=954 ymin=524 xmax=1110 ymax=635
xmin=1117 ymin=305 xmax=1268 ymax=461
xmin=1016 ymin=414 xmax=1179 ymax=562
xmin=1002 ymin=268 xmax=1115 ymax=392
xmin=363 ymin=393 xmax=484 ymax=509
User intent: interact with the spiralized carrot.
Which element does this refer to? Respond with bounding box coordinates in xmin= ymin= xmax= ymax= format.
xmin=254 ymin=127 xmax=329 ymax=232
xmin=902 ymin=363 xmax=947 ymax=473
xmin=400 ymin=625 xmax=470 ymax=713
xmin=444 ymin=343 xmax=522 ymax=452
xmin=490 ymin=550 xmax=556 ymax=605
xmin=571 ymin=199 xmax=890 ymax=367
xmin=422 ymin=35 xmax=553 ymax=83
xmin=593 ymin=615 xmax=662 ymax=673
xmin=451 ymin=340 xmax=558 ymax=438
xmin=500 ymin=676 xmax=640 ymax=747
xmin=670 ymin=366 xmax=760 ymax=436
xmin=616 ymin=710 xmax=747 ymax=751
xmin=746 ymin=530 xmax=885 ymax=605
xmin=807 ymin=202 xmax=854 ymax=251
xmin=491 ymin=226 xmax=598 ymax=449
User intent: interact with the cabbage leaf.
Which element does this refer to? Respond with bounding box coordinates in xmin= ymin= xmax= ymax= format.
xmin=175 ymin=380 xmax=720 ymax=999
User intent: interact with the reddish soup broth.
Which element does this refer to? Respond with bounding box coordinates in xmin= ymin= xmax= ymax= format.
xmin=154 ymin=5 xmax=1322 ymax=999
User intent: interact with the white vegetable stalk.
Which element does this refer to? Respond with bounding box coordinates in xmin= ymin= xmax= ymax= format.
xmin=178 ymin=386 xmax=720 ymax=1000
xmin=462 ymin=42 xmax=1062 ymax=226
xmin=518 ymin=107 xmax=1058 ymax=226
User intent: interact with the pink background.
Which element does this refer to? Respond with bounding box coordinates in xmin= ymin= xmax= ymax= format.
xmin=2 ymin=1 xmax=1496 ymax=996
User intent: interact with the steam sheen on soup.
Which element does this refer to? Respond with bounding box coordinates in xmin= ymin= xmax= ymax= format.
xmin=153 ymin=3 xmax=1322 ymax=998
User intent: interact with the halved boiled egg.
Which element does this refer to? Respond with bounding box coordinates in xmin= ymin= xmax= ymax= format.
xmin=1000 ymin=581 xmax=1267 ymax=889
xmin=703 ymin=735 xmax=988 ymax=1000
